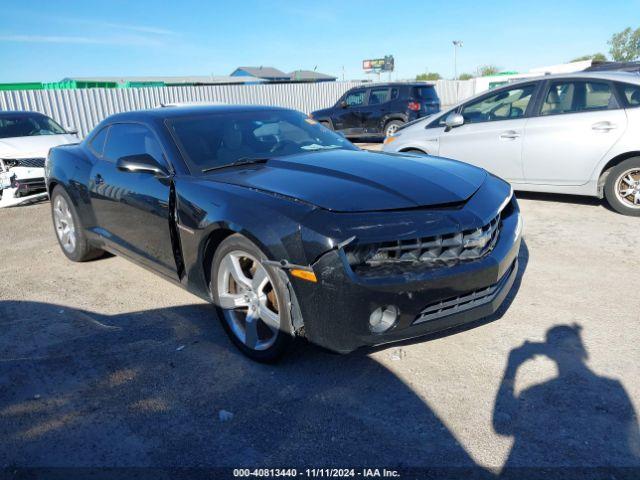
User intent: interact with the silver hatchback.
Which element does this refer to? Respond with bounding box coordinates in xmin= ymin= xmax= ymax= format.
xmin=383 ymin=71 xmax=640 ymax=216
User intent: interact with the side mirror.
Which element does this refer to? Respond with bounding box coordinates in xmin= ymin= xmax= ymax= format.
xmin=340 ymin=100 xmax=348 ymax=108
xmin=444 ymin=113 xmax=464 ymax=132
xmin=117 ymin=154 xmax=168 ymax=176
xmin=65 ymin=126 xmax=79 ymax=135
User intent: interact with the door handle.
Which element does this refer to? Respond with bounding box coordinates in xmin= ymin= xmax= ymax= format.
xmin=592 ymin=122 xmax=617 ymax=131
xmin=499 ymin=131 xmax=520 ymax=140
xmin=94 ymin=174 xmax=104 ymax=185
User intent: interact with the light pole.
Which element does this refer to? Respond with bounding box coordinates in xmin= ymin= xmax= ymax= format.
xmin=452 ymin=40 xmax=463 ymax=80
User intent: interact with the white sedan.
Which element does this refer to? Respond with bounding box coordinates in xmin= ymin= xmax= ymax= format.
xmin=383 ymin=71 xmax=640 ymax=216
xmin=0 ymin=111 xmax=78 ymax=207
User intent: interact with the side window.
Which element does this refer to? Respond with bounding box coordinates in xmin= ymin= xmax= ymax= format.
xmin=345 ymin=90 xmax=366 ymax=107
xmin=89 ymin=126 xmax=109 ymax=157
xmin=390 ymin=87 xmax=400 ymax=100
xmin=541 ymin=81 xmax=616 ymax=116
xmin=103 ymin=123 xmax=165 ymax=164
xmin=369 ymin=88 xmax=390 ymax=105
xmin=461 ymin=85 xmax=535 ymax=124
xmin=619 ymin=83 xmax=640 ymax=107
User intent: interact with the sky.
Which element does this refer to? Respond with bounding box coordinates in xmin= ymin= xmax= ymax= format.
xmin=0 ymin=0 xmax=638 ymax=83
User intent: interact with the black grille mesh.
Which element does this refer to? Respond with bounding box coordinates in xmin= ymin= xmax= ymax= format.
xmin=15 ymin=158 xmax=46 ymax=168
xmin=413 ymin=261 xmax=516 ymax=324
xmin=350 ymin=213 xmax=501 ymax=270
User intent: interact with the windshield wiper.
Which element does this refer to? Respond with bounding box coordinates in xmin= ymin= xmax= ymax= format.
xmin=202 ymin=157 xmax=270 ymax=173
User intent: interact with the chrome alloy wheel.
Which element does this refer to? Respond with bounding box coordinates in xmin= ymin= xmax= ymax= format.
xmin=615 ymin=168 xmax=640 ymax=208
xmin=386 ymin=123 xmax=400 ymax=136
xmin=216 ymin=251 xmax=281 ymax=351
xmin=53 ymin=195 xmax=77 ymax=253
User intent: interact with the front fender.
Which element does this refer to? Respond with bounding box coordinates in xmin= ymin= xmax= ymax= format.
xmin=174 ymin=177 xmax=318 ymax=296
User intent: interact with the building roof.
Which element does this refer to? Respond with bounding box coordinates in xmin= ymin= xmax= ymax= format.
xmin=289 ymin=70 xmax=337 ymax=81
xmin=231 ymin=67 xmax=289 ymax=79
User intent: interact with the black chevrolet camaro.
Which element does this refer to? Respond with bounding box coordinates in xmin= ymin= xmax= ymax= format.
xmin=46 ymin=105 xmax=522 ymax=361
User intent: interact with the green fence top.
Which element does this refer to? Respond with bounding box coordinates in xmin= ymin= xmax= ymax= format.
xmin=0 ymin=82 xmax=44 ymax=91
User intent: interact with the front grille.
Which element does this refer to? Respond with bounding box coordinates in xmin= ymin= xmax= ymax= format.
xmin=346 ymin=213 xmax=501 ymax=272
xmin=16 ymin=177 xmax=45 ymax=187
xmin=15 ymin=158 xmax=46 ymax=168
xmin=413 ymin=261 xmax=516 ymax=325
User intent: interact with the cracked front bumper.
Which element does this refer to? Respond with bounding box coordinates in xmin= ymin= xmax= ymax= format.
xmin=289 ymin=203 xmax=522 ymax=353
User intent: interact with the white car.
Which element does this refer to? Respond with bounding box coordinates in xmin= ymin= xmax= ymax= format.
xmin=0 ymin=111 xmax=78 ymax=207
xmin=383 ymin=71 xmax=640 ymax=216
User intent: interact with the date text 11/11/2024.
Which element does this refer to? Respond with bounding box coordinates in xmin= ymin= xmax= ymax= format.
xmin=232 ymin=468 xmax=400 ymax=477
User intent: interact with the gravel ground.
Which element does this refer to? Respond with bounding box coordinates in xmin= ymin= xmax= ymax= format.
xmin=0 ymin=184 xmax=639 ymax=477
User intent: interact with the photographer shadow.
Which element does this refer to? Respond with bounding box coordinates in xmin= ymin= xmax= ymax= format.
xmin=493 ymin=324 xmax=640 ymax=476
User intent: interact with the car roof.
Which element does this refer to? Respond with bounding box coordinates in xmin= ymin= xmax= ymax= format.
xmin=0 ymin=110 xmax=51 ymax=118
xmin=440 ymin=70 xmax=640 ymax=112
xmin=507 ymin=70 xmax=640 ymax=87
xmin=350 ymin=82 xmax=435 ymax=89
xmin=103 ymin=104 xmax=296 ymax=123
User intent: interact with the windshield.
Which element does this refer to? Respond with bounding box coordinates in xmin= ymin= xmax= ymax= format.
xmin=0 ymin=114 xmax=66 ymax=139
xmin=167 ymin=110 xmax=357 ymax=173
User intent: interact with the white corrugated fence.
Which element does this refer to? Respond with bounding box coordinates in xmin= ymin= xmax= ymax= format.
xmin=0 ymin=80 xmax=476 ymax=137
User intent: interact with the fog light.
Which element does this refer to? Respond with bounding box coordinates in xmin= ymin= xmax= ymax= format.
xmin=369 ymin=305 xmax=399 ymax=333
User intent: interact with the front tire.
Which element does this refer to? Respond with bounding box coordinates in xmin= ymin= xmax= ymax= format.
xmin=604 ymin=157 xmax=640 ymax=216
xmin=50 ymin=185 xmax=102 ymax=262
xmin=210 ymin=234 xmax=295 ymax=362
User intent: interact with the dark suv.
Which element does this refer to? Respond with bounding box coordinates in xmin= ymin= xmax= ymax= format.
xmin=311 ymin=82 xmax=440 ymax=139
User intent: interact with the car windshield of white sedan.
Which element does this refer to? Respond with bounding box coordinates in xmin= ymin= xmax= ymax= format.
xmin=168 ymin=110 xmax=357 ymax=173
xmin=0 ymin=114 xmax=66 ymax=139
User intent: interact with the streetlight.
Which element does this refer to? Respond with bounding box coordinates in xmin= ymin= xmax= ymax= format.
xmin=452 ymin=40 xmax=463 ymax=80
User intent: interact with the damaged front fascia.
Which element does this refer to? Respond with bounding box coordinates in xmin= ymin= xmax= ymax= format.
xmin=264 ymin=234 xmax=357 ymax=272
xmin=0 ymin=159 xmax=48 ymax=208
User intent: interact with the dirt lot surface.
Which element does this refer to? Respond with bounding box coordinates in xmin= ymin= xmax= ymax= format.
xmin=1 ymin=181 xmax=639 ymax=476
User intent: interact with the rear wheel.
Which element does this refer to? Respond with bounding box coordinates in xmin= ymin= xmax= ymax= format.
xmin=211 ymin=234 xmax=295 ymax=362
xmin=604 ymin=157 xmax=640 ymax=216
xmin=384 ymin=120 xmax=404 ymax=137
xmin=50 ymin=185 xmax=102 ymax=261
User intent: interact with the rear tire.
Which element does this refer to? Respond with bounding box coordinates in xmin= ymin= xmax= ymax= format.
xmin=604 ymin=157 xmax=640 ymax=216
xmin=50 ymin=185 xmax=103 ymax=262
xmin=210 ymin=234 xmax=295 ymax=362
xmin=384 ymin=120 xmax=404 ymax=137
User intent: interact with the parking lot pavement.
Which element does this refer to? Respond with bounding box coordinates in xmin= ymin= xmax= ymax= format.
xmin=354 ymin=141 xmax=383 ymax=151
xmin=1 ymin=193 xmax=639 ymax=473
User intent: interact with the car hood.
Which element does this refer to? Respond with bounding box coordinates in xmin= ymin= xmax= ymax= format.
xmin=204 ymin=149 xmax=486 ymax=212
xmin=0 ymin=134 xmax=78 ymax=159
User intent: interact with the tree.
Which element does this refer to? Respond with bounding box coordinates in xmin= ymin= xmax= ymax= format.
xmin=608 ymin=27 xmax=640 ymax=62
xmin=416 ymin=72 xmax=441 ymax=81
xmin=570 ymin=53 xmax=607 ymax=63
xmin=476 ymin=65 xmax=500 ymax=77
xmin=458 ymin=73 xmax=473 ymax=80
